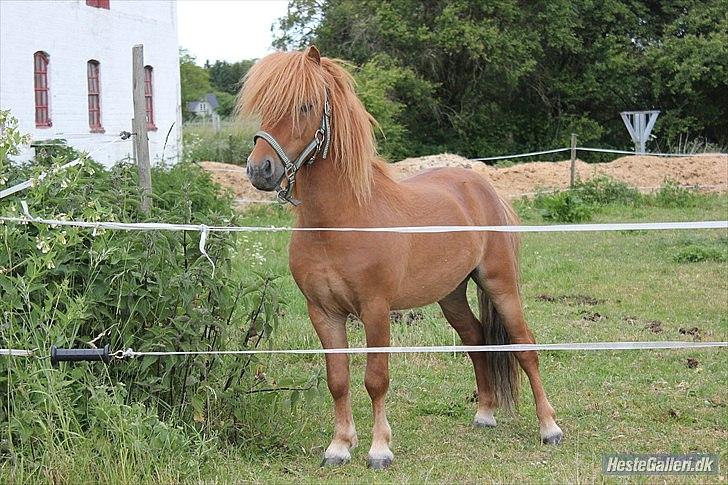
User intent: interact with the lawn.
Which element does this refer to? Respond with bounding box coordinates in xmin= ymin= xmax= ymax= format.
xmin=199 ymin=195 xmax=727 ymax=483
xmin=2 ymin=191 xmax=725 ymax=484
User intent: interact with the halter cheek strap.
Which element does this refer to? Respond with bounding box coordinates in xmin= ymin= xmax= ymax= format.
xmin=252 ymin=92 xmax=332 ymax=206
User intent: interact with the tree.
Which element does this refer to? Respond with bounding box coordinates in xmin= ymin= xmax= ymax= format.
xmin=180 ymin=49 xmax=213 ymax=120
xmin=205 ymin=60 xmax=254 ymax=96
xmin=274 ymin=0 xmax=728 ymax=156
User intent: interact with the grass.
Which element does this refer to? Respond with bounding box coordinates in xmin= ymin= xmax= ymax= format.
xmin=3 ymin=193 xmax=726 ymax=483
xmin=196 ymin=195 xmax=727 ymax=483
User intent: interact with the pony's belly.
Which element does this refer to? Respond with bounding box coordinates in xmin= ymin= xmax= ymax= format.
xmin=390 ymin=237 xmax=482 ymax=309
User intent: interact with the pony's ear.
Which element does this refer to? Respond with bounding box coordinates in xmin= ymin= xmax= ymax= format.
xmin=304 ymin=45 xmax=321 ymax=65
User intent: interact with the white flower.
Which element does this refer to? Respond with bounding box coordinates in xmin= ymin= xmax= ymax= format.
xmin=35 ymin=236 xmax=51 ymax=254
xmin=46 ymin=260 xmax=56 ymax=269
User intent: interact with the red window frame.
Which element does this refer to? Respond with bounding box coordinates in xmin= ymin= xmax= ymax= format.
xmin=87 ymin=60 xmax=104 ymax=132
xmin=34 ymin=51 xmax=51 ymax=128
xmin=144 ymin=65 xmax=157 ymax=130
xmin=86 ymin=0 xmax=110 ymax=9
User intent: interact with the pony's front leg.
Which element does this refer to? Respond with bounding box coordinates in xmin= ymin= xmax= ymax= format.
xmin=308 ymin=304 xmax=358 ymax=466
xmin=361 ymin=301 xmax=393 ymax=469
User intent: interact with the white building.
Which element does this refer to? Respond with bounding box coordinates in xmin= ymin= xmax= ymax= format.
xmin=0 ymin=0 xmax=181 ymax=167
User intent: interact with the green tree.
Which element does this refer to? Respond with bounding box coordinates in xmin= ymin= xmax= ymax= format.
xmin=274 ymin=0 xmax=728 ymax=157
xmin=180 ymin=49 xmax=213 ymax=120
xmin=205 ymin=59 xmax=254 ymax=96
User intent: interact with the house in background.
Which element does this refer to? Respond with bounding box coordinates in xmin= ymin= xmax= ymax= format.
xmin=187 ymin=93 xmax=219 ymax=119
xmin=0 ymin=0 xmax=182 ymax=167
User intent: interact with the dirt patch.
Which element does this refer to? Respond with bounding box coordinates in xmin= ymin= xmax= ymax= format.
xmin=686 ymin=358 xmax=700 ymax=369
xmin=580 ymin=310 xmax=607 ymax=322
xmin=390 ymin=309 xmax=425 ymax=325
xmin=644 ymin=320 xmax=664 ymax=333
xmin=199 ymin=153 xmax=727 ymax=205
xmin=679 ymin=326 xmax=703 ymax=340
xmin=536 ymin=294 xmax=604 ymax=306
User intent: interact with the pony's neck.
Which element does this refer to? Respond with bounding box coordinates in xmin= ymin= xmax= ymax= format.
xmin=294 ymin=155 xmax=380 ymax=225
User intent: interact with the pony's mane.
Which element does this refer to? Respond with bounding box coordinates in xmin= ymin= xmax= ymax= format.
xmin=237 ymin=50 xmax=380 ymax=203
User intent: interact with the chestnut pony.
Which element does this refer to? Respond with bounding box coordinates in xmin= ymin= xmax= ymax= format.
xmin=239 ymin=46 xmax=562 ymax=469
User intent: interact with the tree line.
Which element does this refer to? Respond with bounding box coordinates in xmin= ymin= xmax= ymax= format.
xmin=181 ymin=0 xmax=727 ymax=160
xmin=273 ymin=0 xmax=727 ymax=159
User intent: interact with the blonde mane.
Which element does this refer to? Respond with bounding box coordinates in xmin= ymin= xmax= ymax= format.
xmin=237 ymin=50 xmax=380 ymax=203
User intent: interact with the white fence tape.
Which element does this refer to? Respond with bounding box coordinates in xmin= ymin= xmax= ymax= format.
xmin=117 ymin=341 xmax=728 ymax=359
xmin=1 ymin=212 xmax=725 ymax=235
xmin=471 ymin=146 xmax=727 ymax=161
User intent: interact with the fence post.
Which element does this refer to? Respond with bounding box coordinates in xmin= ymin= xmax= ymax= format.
xmin=132 ymin=44 xmax=152 ymax=214
xmin=569 ymin=133 xmax=577 ymax=188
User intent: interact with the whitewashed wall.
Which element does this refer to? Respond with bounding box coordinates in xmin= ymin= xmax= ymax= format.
xmin=0 ymin=0 xmax=181 ymax=167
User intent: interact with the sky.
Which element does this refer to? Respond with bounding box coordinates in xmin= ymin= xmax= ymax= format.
xmin=177 ymin=0 xmax=289 ymax=65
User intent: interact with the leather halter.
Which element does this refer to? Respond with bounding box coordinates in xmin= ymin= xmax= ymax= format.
xmin=252 ymin=92 xmax=332 ymax=205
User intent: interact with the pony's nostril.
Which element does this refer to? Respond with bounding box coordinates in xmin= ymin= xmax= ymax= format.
xmin=262 ymin=158 xmax=273 ymax=177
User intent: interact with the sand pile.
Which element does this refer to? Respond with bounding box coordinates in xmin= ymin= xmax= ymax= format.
xmin=200 ymin=153 xmax=728 ymax=206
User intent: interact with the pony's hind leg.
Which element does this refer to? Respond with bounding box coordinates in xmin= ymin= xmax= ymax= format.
xmin=308 ymin=304 xmax=358 ymax=466
xmin=476 ymin=251 xmax=563 ymax=445
xmin=438 ymin=280 xmax=498 ymax=428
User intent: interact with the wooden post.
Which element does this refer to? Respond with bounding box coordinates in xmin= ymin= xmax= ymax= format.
xmin=569 ymin=133 xmax=577 ymax=188
xmin=132 ymin=44 xmax=152 ymax=214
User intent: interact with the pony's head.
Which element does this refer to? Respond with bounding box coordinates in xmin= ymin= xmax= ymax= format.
xmin=237 ymin=46 xmax=378 ymax=203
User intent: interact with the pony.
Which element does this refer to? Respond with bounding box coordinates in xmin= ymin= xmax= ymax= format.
xmin=238 ymin=46 xmax=562 ymax=469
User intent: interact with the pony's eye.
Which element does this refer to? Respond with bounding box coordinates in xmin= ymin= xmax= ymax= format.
xmin=300 ymin=104 xmax=313 ymax=114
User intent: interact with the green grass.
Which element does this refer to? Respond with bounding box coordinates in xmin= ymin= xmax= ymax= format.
xmin=3 ymin=194 xmax=726 ymax=483
xmin=195 ymin=195 xmax=727 ymax=483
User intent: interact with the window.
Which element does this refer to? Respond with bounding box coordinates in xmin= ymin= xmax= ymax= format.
xmin=87 ymin=60 xmax=103 ymax=132
xmin=34 ymin=51 xmax=51 ymax=127
xmin=86 ymin=0 xmax=110 ymax=9
xmin=144 ymin=65 xmax=156 ymax=130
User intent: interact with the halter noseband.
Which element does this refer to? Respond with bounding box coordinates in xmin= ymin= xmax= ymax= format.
xmin=251 ymin=92 xmax=332 ymax=205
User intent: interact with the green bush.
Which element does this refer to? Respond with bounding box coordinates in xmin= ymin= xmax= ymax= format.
xmin=573 ymin=176 xmax=642 ymax=206
xmin=673 ymin=245 xmax=726 ymax=263
xmin=182 ymin=119 xmax=256 ymax=164
xmin=0 ymin=111 xmax=293 ymax=480
xmin=534 ymin=191 xmax=594 ymax=223
xmin=652 ymin=180 xmax=701 ymax=208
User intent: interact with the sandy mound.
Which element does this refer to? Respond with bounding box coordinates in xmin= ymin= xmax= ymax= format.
xmin=395 ymin=153 xmax=728 ymax=197
xmin=200 ymin=153 xmax=728 ymax=206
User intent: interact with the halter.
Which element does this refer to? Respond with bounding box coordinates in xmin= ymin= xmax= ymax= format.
xmin=252 ymin=92 xmax=332 ymax=205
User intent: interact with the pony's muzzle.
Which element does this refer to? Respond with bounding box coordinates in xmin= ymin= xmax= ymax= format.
xmin=246 ymin=156 xmax=283 ymax=191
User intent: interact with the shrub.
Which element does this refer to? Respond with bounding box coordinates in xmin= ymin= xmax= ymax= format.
xmin=673 ymin=244 xmax=728 ymax=263
xmin=534 ymin=191 xmax=594 ymax=223
xmin=573 ymin=175 xmax=642 ymax=206
xmin=652 ymin=180 xmax=700 ymax=208
xmin=0 ymin=112 xmax=294 ymax=480
xmin=182 ymin=119 xmax=255 ymax=165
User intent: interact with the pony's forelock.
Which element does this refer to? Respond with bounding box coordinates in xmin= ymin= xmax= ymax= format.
xmin=237 ymin=50 xmax=378 ymax=203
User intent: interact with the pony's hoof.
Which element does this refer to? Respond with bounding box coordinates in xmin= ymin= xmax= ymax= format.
xmin=473 ymin=417 xmax=497 ymax=428
xmin=367 ymin=457 xmax=393 ymax=470
xmin=541 ymin=432 xmax=563 ymax=445
xmin=320 ymin=456 xmax=349 ymax=467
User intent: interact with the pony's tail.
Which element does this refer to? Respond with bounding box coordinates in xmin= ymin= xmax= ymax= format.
xmin=478 ymin=191 xmax=521 ymax=414
xmin=478 ymin=288 xmax=521 ymax=415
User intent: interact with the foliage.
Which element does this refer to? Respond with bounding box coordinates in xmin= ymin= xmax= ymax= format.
xmin=182 ymin=119 xmax=256 ymax=164
xmin=534 ymin=191 xmax=594 ymax=223
xmin=0 ymin=113 xmax=306 ymax=481
xmin=572 ymin=176 xmax=642 ymax=206
xmin=652 ymin=179 xmax=702 ymax=208
xmin=274 ymin=0 xmax=728 ymax=158
xmin=526 ymin=176 xmax=706 ymax=222
xmin=672 ymin=244 xmax=728 ymax=263
xmin=205 ymin=59 xmax=254 ymax=96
